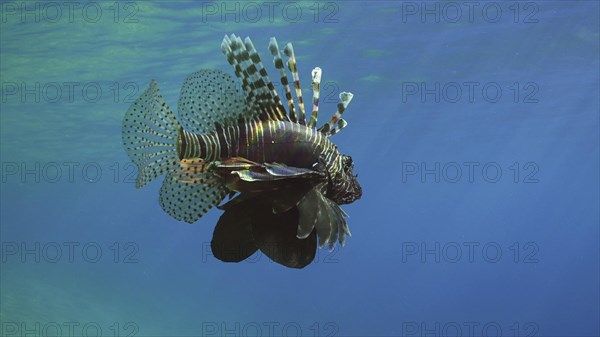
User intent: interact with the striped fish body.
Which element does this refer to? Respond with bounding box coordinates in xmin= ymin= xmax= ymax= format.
xmin=179 ymin=119 xmax=341 ymax=191
xmin=181 ymin=120 xmax=335 ymax=167
xmin=122 ymin=34 xmax=361 ymax=268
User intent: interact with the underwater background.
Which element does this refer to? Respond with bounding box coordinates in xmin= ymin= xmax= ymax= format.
xmin=1 ymin=1 xmax=598 ymax=336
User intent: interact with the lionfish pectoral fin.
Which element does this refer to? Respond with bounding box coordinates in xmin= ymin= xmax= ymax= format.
xmin=297 ymin=188 xmax=350 ymax=249
xmin=271 ymin=181 xmax=315 ymax=214
xmin=216 ymin=157 xmax=261 ymax=168
xmin=216 ymin=193 xmax=318 ymax=268
xmin=296 ymin=189 xmax=319 ymax=240
xmin=219 ymin=179 xmax=313 ymax=214
xmin=230 ymin=162 xmax=324 ymax=182
xmin=264 ymin=162 xmax=324 ymax=178
xmin=251 ymin=205 xmax=317 ymax=269
xmin=212 ymin=200 xmax=258 ymax=263
xmin=233 ymin=170 xmax=283 ymax=182
xmin=217 ymin=191 xmax=260 ymax=211
xmin=215 ymin=158 xmax=317 ymax=177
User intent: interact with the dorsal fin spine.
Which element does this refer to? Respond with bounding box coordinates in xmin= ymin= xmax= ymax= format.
xmin=229 ymin=36 xmax=259 ymax=107
xmin=319 ymin=92 xmax=354 ymax=136
xmin=269 ymin=37 xmax=297 ymax=123
xmin=308 ymin=67 xmax=322 ymax=128
xmin=244 ymin=37 xmax=288 ymax=121
xmin=329 ymin=119 xmax=348 ymax=136
xmin=283 ymin=43 xmax=306 ymax=125
xmin=221 ymin=36 xmax=254 ymax=106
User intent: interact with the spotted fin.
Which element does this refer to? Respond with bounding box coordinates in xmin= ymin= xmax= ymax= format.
xmin=177 ymin=69 xmax=251 ymax=134
xmin=159 ymin=170 xmax=227 ymax=224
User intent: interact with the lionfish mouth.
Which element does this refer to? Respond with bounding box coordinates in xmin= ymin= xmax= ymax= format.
xmin=342 ymin=184 xmax=362 ymax=204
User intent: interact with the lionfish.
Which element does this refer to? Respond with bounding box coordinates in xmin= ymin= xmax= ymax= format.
xmin=122 ymin=34 xmax=362 ymax=268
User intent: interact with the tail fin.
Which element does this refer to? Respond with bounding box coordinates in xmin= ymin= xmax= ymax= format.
xmin=122 ymin=80 xmax=181 ymax=189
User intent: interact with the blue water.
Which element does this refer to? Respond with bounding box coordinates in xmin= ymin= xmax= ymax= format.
xmin=1 ymin=1 xmax=598 ymax=336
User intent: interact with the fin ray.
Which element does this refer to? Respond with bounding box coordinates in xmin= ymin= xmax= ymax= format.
xmin=270 ymin=37 xmax=297 ymax=123
xmin=308 ymin=67 xmax=322 ymax=128
xmin=222 ymin=34 xmax=287 ymax=122
xmin=319 ymin=92 xmax=354 ymax=136
xmin=283 ymin=43 xmax=306 ymax=125
xmin=297 ymin=188 xmax=349 ymax=248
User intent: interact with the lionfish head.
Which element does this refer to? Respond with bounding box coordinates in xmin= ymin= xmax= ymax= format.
xmin=331 ymin=155 xmax=362 ymax=205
